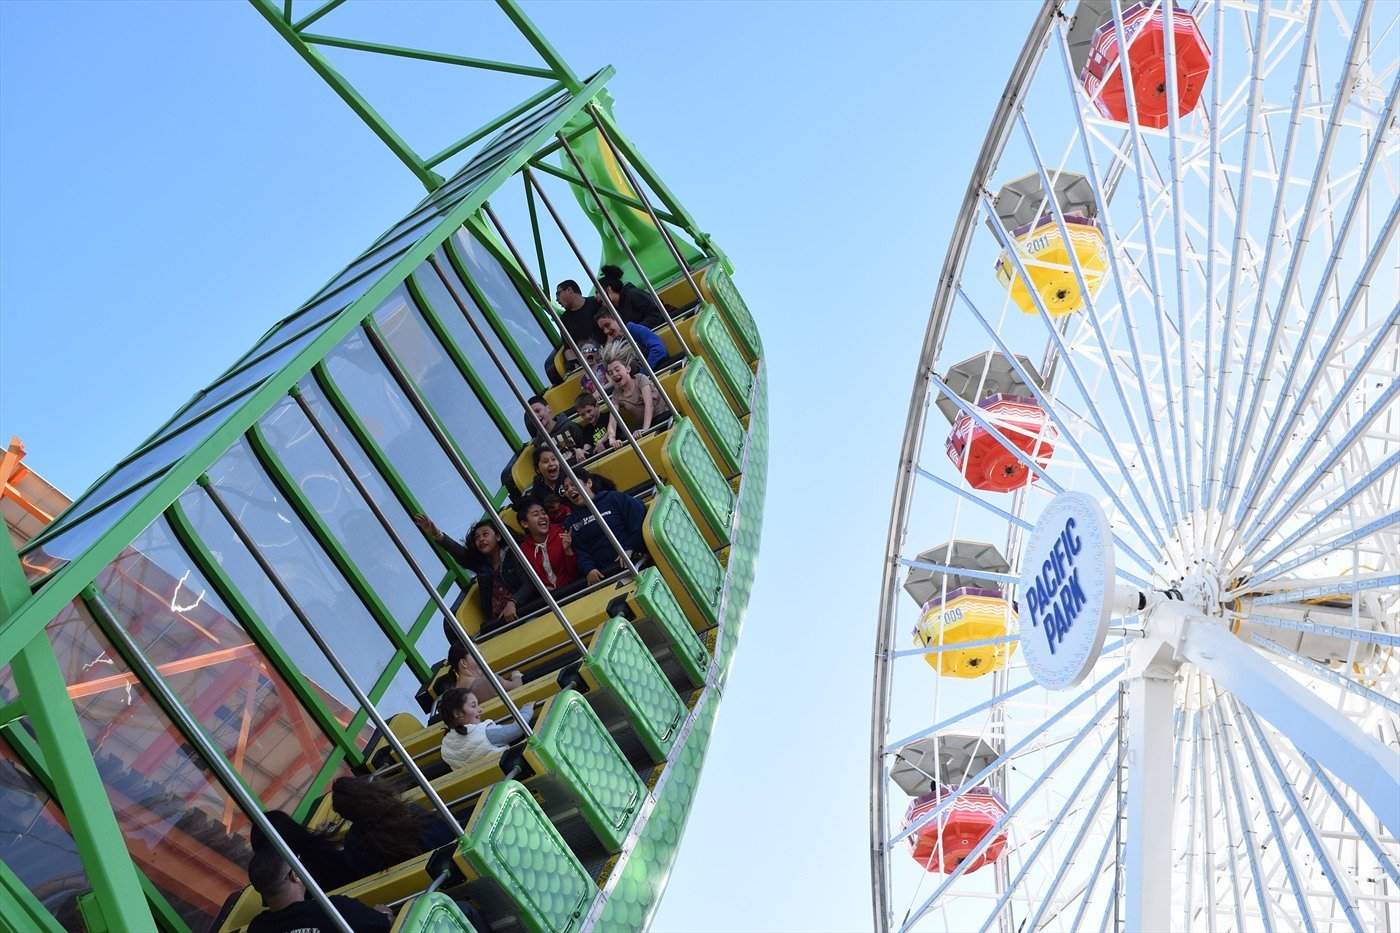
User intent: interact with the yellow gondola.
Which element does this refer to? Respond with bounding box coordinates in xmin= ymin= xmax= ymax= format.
xmin=994 ymin=213 xmax=1107 ymax=316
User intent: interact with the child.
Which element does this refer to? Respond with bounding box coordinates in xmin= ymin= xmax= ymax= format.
xmin=526 ymin=448 xmax=573 ymax=523
xmin=516 ymin=499 xmax=579 ymax=592
xmin=562 ymin=467 xmax=647 ymax=585
xmin=574 ymin=392 xmax=618 ymax=454
xmin=576 ymin=342 xmax=609 ymax=397
xmin=435 ymin=642 xmax=524 ymax=705
xmin=439 ymin=687 xmax=536 ymax=770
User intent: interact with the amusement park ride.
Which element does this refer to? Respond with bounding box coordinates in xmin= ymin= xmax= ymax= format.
xmin=874 ymin=0 xmax=1398 ymax=930
xmin=0 ymin=2 xmax=766 ymax=931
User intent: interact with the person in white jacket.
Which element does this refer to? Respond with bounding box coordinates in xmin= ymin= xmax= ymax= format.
xmin=439 ymin=687 xmax=535 ymax=771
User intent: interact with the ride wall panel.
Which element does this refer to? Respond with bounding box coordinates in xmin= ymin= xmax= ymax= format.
xmin=632 ymin=568 xmax=710 ymax=688
xmin=584 ymin=617 xmax=686 ymax=762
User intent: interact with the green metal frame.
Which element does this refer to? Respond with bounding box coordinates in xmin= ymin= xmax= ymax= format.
xmin=247 ymin=423 xmax=433 ymax=681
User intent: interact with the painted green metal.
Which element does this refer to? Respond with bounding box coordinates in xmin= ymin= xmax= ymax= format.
xmin=458 ymin=780 xmax=595 ymax=933
xmin=648 ymin=486 xmax=725 ymax=627
xmin=527 ymin=160 xmax=685 ymax=229
xmin=680 ymin=358 xmax=745 ymax=476
xmin=693 ymin=304 xmax=754 ymax=414
xmin=403 ymin=256 xmax=532 ymax=441
xmin=425 ymin=83 xmax=567 ymax=171
xmin=247 ymin=422 xmax=433 ymax=681
xmin=395 ymin=891 xmax=479 ymax=932
xmin=497 ymin=0 xmax=581 ymax=91
xmin=715 ymin=364 xmax=769 ymax=679
xmin=441 ymin=227 xmax=547 ymax=393
xmin=0 ymin=857 xmax=63 ymax=933
xmin=632 ymin=567 xmax=710 ymax=689
xmin=165 ymin=498 xmax=362 ymax=762
xmin=464 ymin=212 xmax=560 ymax=340
xmin=0 ymin=64 xmax=615 ymax=669
xmin=583 ymin=617 xmax=686 ymax=762
xmin=298 ymin=33 xmax=556 ymax=80
xmin=307 ymin=366 xmax=476 ymax=593
xmin=704 ymin=266 xmax=764 ymax=362
xmin=1 ymin=545 xmax=155 ymax=931
xmin=665 ymin=416 xmax=737 ymax=544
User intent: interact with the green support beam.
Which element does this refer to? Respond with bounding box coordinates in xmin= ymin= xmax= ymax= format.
xmin=1 ymin=540 xmax=155 ymax=932
xmin=0 ymin=857 xmax=63 ymax=933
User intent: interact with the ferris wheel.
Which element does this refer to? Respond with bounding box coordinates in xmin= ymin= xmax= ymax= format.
xmin=870 ymin=0 xmax=1400 ymax=930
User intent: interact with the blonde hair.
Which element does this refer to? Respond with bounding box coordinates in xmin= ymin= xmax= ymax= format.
xmin=601 ymin=340 xmax=639 ymax=373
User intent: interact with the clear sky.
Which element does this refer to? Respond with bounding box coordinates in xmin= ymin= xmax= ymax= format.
xmin=0 ymin=2 xmax=1035 ymax=930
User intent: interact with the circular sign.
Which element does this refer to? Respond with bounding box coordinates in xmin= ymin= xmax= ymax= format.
xmin=1018 ymin=491 xmax=1115 ymax=690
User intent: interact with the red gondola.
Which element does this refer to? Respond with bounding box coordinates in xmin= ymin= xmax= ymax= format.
xmin=945 ymin=394 xmax=1055 ymax=493
xmin=1081 ymin=2 xmax=1211 ymax=129
xmin=904 ymin=784 xmax=1010 ymax=874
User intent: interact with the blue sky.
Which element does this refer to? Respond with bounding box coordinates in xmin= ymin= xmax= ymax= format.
xmin=0 ymin=2 xmax=1035 ymax=929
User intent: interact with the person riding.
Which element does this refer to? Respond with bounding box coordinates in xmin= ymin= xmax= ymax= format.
xmin=553 ymin=279 xmax=606 ymax=345
xmin=594 ymin=307 xmax=672 ymax=370
xmin=598 ymin=264 xmax=667 ymax=329
xmin=516 ymin=499 xmax=579 ymax=593
xmin=245 ymin=848 xmax=392 ymax=933
xmin=527 ymin=394 xmax=591 ymax=463
xmin=526 ymin=447 xmax=573 ymax=523
xmin=330 ymin=777 xmax=457 ymax=878
xmin=601 ymin=344 xmax=672 ymax=443
xmin=433 ymin=641 xmax=524 ymax=706
xmin=562 ymin=467 xmax=647 ymax=584
xmin=438 ymin=687 xmax=537 ymax=771
xmin=413 ymin=515 xmax=536 ymax=635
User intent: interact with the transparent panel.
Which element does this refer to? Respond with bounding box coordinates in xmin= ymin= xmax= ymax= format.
xmin=21 ymin=477 xmax=161 ymax=579
xmin=45 ymin=600 xmax=258 ymax=931
xmin=95 ymin=517 xmax=337 ymax=811
xmin=321 ymin=328 xmax=488 ymax=544
xmin=197 ymin=439 xmax=421 ymax=719
xmin=453 ymin=230 xmax=553 ymax=383
xmin=149 ymin=315 xmax=335 ymax=447
xmin=375 ymin=284 xmax=515 ymax=472
xmin=0 ymin=739 xmax=88 ymax=929
xmin=176 ymin=486 xmax=375 ymax=741
xmin=411 ymin=251 xmax=527 ymax=430
xmin=258 ymin=394 xmax=442 ymax=637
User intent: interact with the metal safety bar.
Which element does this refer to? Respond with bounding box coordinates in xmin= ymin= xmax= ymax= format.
xmin=586 ymin=104 xmax=708 ymax=308
xmin=554 ymin=132 xmax=692 ymax=357
xmin=289 ymin=387 xmax=531 ymax=732
xmin=199 ymin=477 xmax=466 ymax=837
xmin=426 ymin=255 xmax=640 ymax=582
xmin=362 ymin=325 xmax=591 ymax=659
xmin=480 ymin=202 xmax=665 ymax=490
xmin=84 ymin=588 xmax=357 ymax=933
xmin=522 ymin=168 xmax=679 ymax=416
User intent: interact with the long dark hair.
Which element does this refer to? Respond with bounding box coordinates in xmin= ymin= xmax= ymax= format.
xmin=440 ymin=687 xmax=476 ymax=735
xmin=248 ymin=809 xmax=337 ymax=854
xmin=331 ymin=776 xmax=433 ymax=864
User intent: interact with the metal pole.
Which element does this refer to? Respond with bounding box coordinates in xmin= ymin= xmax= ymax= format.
xmin=523 ymin=167 xmax=679 ymax=415
xmin=83 ymin=589 xmax=356 ymax=933
xmin=426 ymin=255 xmax=641 ymax=579
xmin=480 ymin=201 xmax=665 ymax=489
xmin=199 ymin=477 xmax=466 ymax=836
xmin=1124 ymin=668 xmax=1174 ymax=930
xmin=290 ymin=387 xmax=531 ymax=731
xmin=555 ymin=132 xmax=692 ymax=356
xmin=362 ymin=324 xmax=591 ymax=658
xmin=586 ymin=104 xmax=707 ymax=307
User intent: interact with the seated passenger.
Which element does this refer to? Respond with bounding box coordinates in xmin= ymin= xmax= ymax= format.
xmin=602 ymin=345 xmax=673 ymax=442
xmin=527 ymin=394 xmax=591 ymax=463
xmin=594 ymin=307 xmax=674 ymax=371
xmin=413 ymin=516 xmax=537 ymax=635
xmin=435 ymin=641 xmax=524 ymax=705
xmin=331 ymin=776 xmax=458 ymax=878
xmin=246 ymin=848 xmax=392 ymax=933
xmin=599 ymin=264 xmax=668 ymax=330
xmin=439 ymin=687 xmax=537 ymax=771
xmin=575 ymin=392 xmax=617 ymax=454
xmin=248 ymin=810 xmax=359 ymax=893
xmin=517 ymin=499 xmax=579 ymax=592
xmin=554 ymin=279 xmax=606 ymax=345
xmin=562 ymin=468 xmax=647 ymax=585
xmin=573 ymin=341 xmax=609 ymax=397
xmin=526 ymin=448 xmax=573 ymax=523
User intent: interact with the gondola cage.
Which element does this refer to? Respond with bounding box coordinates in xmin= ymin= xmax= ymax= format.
xmin=945 ymin=393 xmax=1056 ymax=493
xmin=1080 ymin=1 xmax=1212 ymax=128
xmin=912 ymin=587 xmax=1017 ymax=678
xmin=991 ymin=172 xmax=1108 ymax=317
xmin=904 ymin=784 xmax=1010 ymax=874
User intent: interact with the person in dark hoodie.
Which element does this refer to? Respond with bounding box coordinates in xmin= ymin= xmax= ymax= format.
xmin=599 ymin=264 xmax=668 ymax=330
xmin=248 ymin=810 xmax=359 ymax=893
xmin=561 ymin=467 xmax=647 ymax=585
xmin=245 ymin=848 xmax=391 ymax=933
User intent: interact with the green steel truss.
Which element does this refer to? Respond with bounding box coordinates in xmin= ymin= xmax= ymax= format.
xmin=0 ymin=3 xmax=763 ymax=929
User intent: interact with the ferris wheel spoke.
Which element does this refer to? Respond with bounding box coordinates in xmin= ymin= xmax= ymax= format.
xmin=929 ymin=373 xmax=1158 ymax=583
xmin=955 ymin=278 xmax=1168 ymax=552
xmin=1245 ymin=450 xmax=1400 ymax=562
xmin=1297 ymin=749 xmax=1400 ymax=890
xmin=1002 ymin=107 xmax=1179 ymax=533
xmin=1056 ymin=28 xmax=1185 ymax=529
xmin=900 ymin=699 xmax=1119 ymax=932
xmin=891 ymin=663 xmax=1125 ymax=850
xmin=1239 ymin=378 xmax=1400 ymax=561
xmin=1249 ymin=508 xmax=1399 ymax=583
xmin=914 ymin=467 xmax=1033 ymax=531
xmin=979 ymin=738 xmax=1121 ymax=933
xmin=1248 ymin=633 xmax=1400 ymax=717
xmin=1211 ymin=699 xmax=1284 ymax=931
xmin=1203 ymin=701 xmax=1251 ymax=931
xmin=1224 ymin=2 xmax=1379 ymax=527
xmin=1235 ymin=188 xmax=1400 ymax=528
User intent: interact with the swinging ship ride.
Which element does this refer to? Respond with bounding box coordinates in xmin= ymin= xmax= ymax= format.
xmin=0 ymin=3 xmax=767 ymax=930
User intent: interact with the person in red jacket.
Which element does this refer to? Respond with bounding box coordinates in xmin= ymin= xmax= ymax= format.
xmin=516 ymin=499 xmax=579 ymax=593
